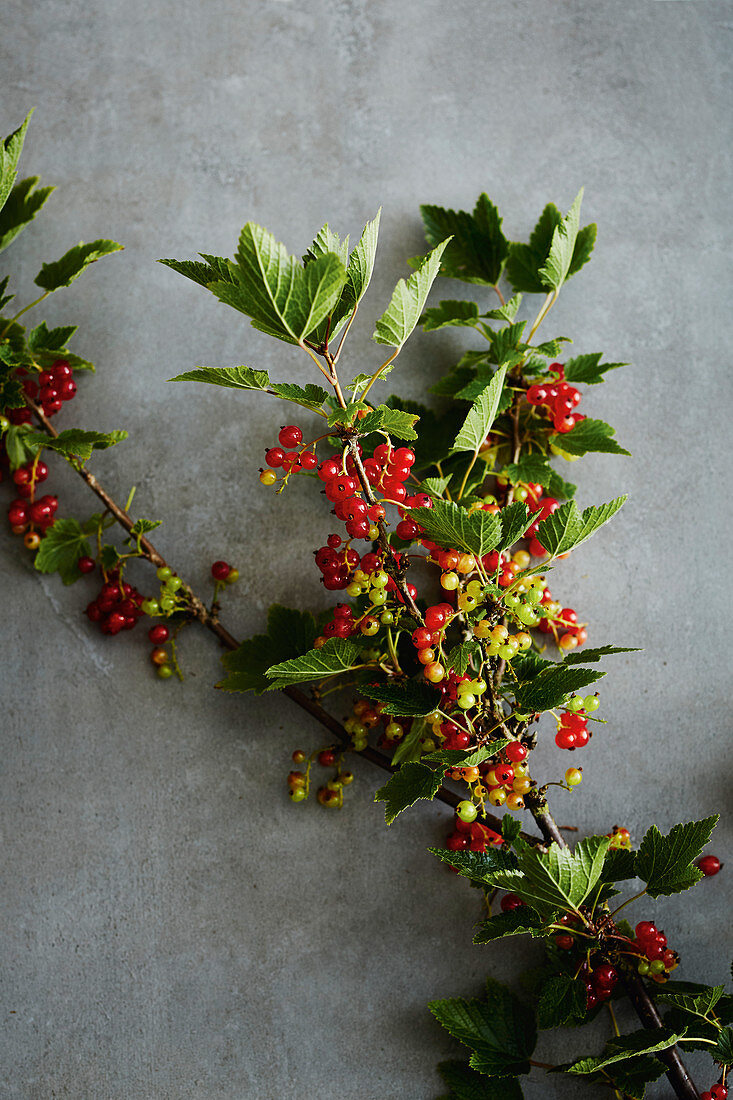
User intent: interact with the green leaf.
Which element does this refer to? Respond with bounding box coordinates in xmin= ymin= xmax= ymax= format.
xmin=601 ymin=847 xmax=638 ymax=883
xmin=490 ymin=836 xmax=611 ymax=917
xmin=158 ymin=255 xmax=235 ymax=288
xmin=485 ymin=294 xmax=522 ymax=322
xmin=496 ymin=503 xmax=533 ymax=551
xmin=24 ymin=429 xmax=128 ymax=463
xmin=327 ymin=401 xmax=367 ymax=428
xmin=0 ymin=111 xmax=33 ymax=214
xmin=363 ymin=679 xmax=441 ymax=716
xmin=264 ymin=637 xmax=363 ymax=691
xmin=557 ymin=1054 xmax=666 ymax=1099
xmin=506 ymin=201 xmax=596 ymax=294
xmin=169 ymin=365 xmax=270 ymax=390
xmin=358 ymin=404 xmax=419 ymax=441
xmin=514 ymin=664 xmax=605 ymax=713
xmin=445 ymin=639 xmax=482 ymax=676
xmin=375 ymin=762 xmax=445 ymax=824
xmin=563 ymin=645 xmax=640 ymax=664
xmin=0 ymin=273 xmax=13 ymax=311
xmin=128 ymin=517 xmax=162 ymax=538
xmin=304 ymin=223 xmax=350 ymax=267
xmin=34 ymin=517 xmax=91 ymax=585
xmin=210 ymin=223 xmax=347 ymax=345
xmin=536 ymin=496 xmax=626 ymax=558
xmin=0 ymin=176 xmax=55 ymax=254
xmin=635 ymin=815 xmax=718 ymax=898
xmin=372 ymin=240 xmax=450 ymax=349
xmin=564 ymin=1029 xmax=686 ymax=1075
xmin=430 ymin=978 xmax=536 ymax=1078
xmin=656 ymin=985 xmax=725 ymax=1020
xmin=217 ymin=605 xmax=319 ymax=694
xmin=429 ymin=846 xmax=517 ymax=884
xmin=424 ymin=742 xmax=509 ymax=769
xmin=28 ymin=322 xmax=77 ymax=351
xmin=305 ymin=210 xmax=381 ymax=346
xmin=269 ymin=382 xmax=329 ymax=413
xmin=34 ymin=239 xmax=124 ymax=291
xmin=410 ymin=501 xmax=502 ymax=558
xmin=503 ymin=454 xmax=577 ymax=500
xmin=473 ymin=909 xmax=546 ymax=944
xmin=713 ymin=1027 xmax=733 ymax=1065
xmin=537 ymin=189 xmax=583 ymax=291
xmin=552 ymin=418 xmax=630 ymax=457
xmin=391 ymin=717 xmax=431 ymax=766
xmin=419 ymin=474 xmax=453 ymax=498
xmin=3 ymin=423 xmax=35 ymax=469
xmin=563 ymin=353 xmax=628 ymax=385
xmin=421 ymin=299 xmax=481 ymax=331
xmin=419 ymin=194 xmax=509 ymax=286
xmin=437 ymin=1061 xmax=523 ymax=1100
xmin=537 ymin=975 xmax=586 ymax=1029
xmin=452 ymin=365 xmax=508 ymax=455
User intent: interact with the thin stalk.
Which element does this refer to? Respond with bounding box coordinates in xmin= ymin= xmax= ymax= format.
xmin=360 ymin=349 xmax=399 ymax=401
xmin=1 ymin=290 xmax=51 ymax=337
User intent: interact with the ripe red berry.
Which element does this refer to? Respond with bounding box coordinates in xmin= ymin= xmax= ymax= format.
xmin=78 ymin=556 xmax=96 ymax=574
xmin=317 ymin=458 xmax=340 ymax=482
xmin=211 ymin=560 xmax=231 ymax=581
xmin=635 ymin=921 xmax=657 ymax=941
xmin=265 ymin=447 xmax=285 ymax=467
xmin=697 ymin=855 xmax=721 ymax=876
xmin=318 ymin=749 xmax=336 ymax=767
xmin=278 ymin=425 xmax=303 ymax=448
xmin=593 ymin=963 xmax=617 ymax=987
xmin=555 ymin=934 xmax=574 ymax=949
xmin=505 ymin=742 xmax=528 ymax=763
xmin=299 ymin=450 xmax=318 ymax=470
xmin=711 ymin=1085 xmax=728 ymax=1100
xmin=500 ymin=893 xmax=525 ymax=913
xmin=148 ymin=624 xmax=170 ymax=644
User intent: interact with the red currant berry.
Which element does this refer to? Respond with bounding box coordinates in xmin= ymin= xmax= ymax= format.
xmin=500 ymin=893 xmax=525 ymax=912
xmin=593 ymin=964 xmax=617 ymax=987
xmin=299 ymin=450 xmax=318 ymax=470
xmin=505 ymin=742 xmax=527 ymax=763
xmin=148 ymin=624 xmax=170 ymax=644
xmin=555 ymin=934 xmax=574 ymax=949
xmin=697 ymin=855 xmax=721 ymax=876
xmin=78 ymin=556 xmax=96 ymax=574
xmin=446 ymin=832 xmax=469 ymax=852
xmin=211 ymin=560 xmax=231 ymax=580
xmin=265 ymin=447 xmax=285 ymax=467
xmin=318 ymin=749 xmax=336 ymax=767
xmin=278 ymin=425 xmax=303 ymax=448
xmin=555 ymin=729 xmax=576 ymax=749
xmin=635 ymin=921 xmax=657 ymax=941
xmin=711 ymin=1085 xmax=728 ymax=1100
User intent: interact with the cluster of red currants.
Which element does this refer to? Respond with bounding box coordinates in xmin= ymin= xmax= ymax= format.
xmin=6 ymin=459 xmax=58 ymax=550
xmin=554 ymin=709 xmax=593 ymax=750
xmin=148 ymin=623 xmax=174 ymax=679
xmin=577 ymin=957 xmax=619 ymax=1010
xmin=701 ymin=1084 xmax=728 ymax=1100
xmin=445 ymin=811 xmax=503 ymax=854
xmin=632 ymin=920 xmax=679 ymax=982
xmin=10 ymin=360 xmax=77 ymax=423
xmin=525 ymin=362 xmax=585 ymax=435
xmin=539 ymin=593 xmax=588 ymax=651
xmin=261 ymin=424 xmax=317 ymax=481
xmin=361 ymin=441 xmax=417 ymax=506
xmin=85 ymin=573 xmax=146 ymax=635
xmin=287 ymin=747 xmax=354 ymax=808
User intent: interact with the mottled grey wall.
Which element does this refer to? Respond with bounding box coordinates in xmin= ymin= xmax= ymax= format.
xmin=1 ymin=1 xmax=731 ymax=1097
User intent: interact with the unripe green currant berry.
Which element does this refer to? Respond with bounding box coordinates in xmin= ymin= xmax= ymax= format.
xmin=156 ymin=566 xmax=173 ymax=581
xmin=371 ymin=570 xmax=389 ymax=588
xmin=517 ymin=605 xmax=540 ymax=626
xmin=458 ymin=693 xmax=476 ymax=710
xmin=157 ymin=664 xmax=173 ymax=679
xmin=0 ymin=415 xmax=10 ymax=433
xmin=566 ymin=695 xmax=585 ymax=713
xmin=142 ymin=598 xmax=160 ymax=616
xmin=649 ymin=960 xmax=666 ymax=975
xmin=225 ymin=568 xmax=240 ymax=584
xmin=385 ymin=721 xmax=403 ymax=740
xmin=525 ymin=587 xmax=543 ymax=606
xmin=371 ymin=590 xmax=387 ymax=606
xmin=584 ymin=695 xmax=600 ymax=712
xmin=565 ymin=767 xmax=583 ymax=787
xmin=289 ymin=787 xmax=307 ymax=802
xmin=440 ymin=571 xmax=459 ymax=591
xmin=360 ymin=617 xmax=379 ymax=636
xmin=504 ymin=594 xmax=521 ymax=609
xmin=380 ymin=611 xmax=394 ymax=625
xmin=498 ymin=645 xmax=515 ymax=660
xmin=159 ymin=595 xmax=175 ymax=612
xmin=259 ymin=470 xmax=277 ymax=485
xmin=637 ymin=960 xmax=650 ymax=975
xmin=165 ymin=575 xmax=184 ymax=592
xmin=456 ymin=800 xmax=478 ymax=823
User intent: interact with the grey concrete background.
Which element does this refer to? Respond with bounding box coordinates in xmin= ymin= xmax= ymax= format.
xmin=1 ymin=1 xmax=732 ymax=1096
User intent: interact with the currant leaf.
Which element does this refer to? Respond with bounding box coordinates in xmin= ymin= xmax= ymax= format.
xmin=363 ymin=679 xmax=441 ymax=716
xmin=409 ymin=500 xmax=502 ymax=558
xmin=357 ymin=405 xmax=419 ymax=441
xmin=472 ymin=909 xmax=547 ymax=944
xmin=503 ymin=454 xmax=577 ymax=500
xmin=421 ymin=299 xmax=481 ymax=331
xmin=419 ymin=193 xmax=509 ymax=286
xmin=217 ymin=605 xmax=319 ymax=694
xmin=537 ymin=189 xmax=584 ymax=291
xmin=423 ymin=741 xmax=509 ymax=769
xmin=656 ymin=984 xmax=725 ymax=1020
xmin=551 ymin=417 xmax=630 ymax=456
xmin=375 ymin=762 xmax=445 ymax=824
xmin=372 ymin=239 xmax=450 ymax=350
xmin=496 ymin=502 xmax=533 ymax=551
xmin=452 ymin=364 xmax=508 ymax=455
xmin=24 ymin=429 xmax=128 ymax=462
xmin=536 ymin=974 xmax=587 ymax=1029
xmin=429 ymin=846 xmax=518 ymax=884
xmin=506 ymin=201 xmax=596 ymax=294
xmin=429 ymin=978 xmax=536 ymax=1078
xmin=513 ymin=664 xmax=605 ymax=713
xmin=4 ymin=423 xmax=35 ymax=469
xmin=437 ymin=1060 xmax=524 ymax=1100
xmin=34 ymin=239 xmax=123 ymax=291
xmin=635 ymin=815 xmax=719 ymax=898
xmin=562 ymin=1029 xmax=687 ymax=1075
xmin=563 ymin=645 xmax=640 ymax=664
xmin=0 ymin=110 xmax=33 ymax=214
xmin=0 ymin=176 xmax=55 ymax=254
xmin=535 ymin=495 xmax=627 ymax=558
xmin=169 ymin=365 xmax=270 ymax=389
xmin=34 ymin=517 xmax=92 ymax=585
xmin=563 ymin=353 xmax=628 ymax=385
xmin=488 ymin=836 xmax=611 ymax=917
xmin=264 ymin=637 xmax=363 ymax=690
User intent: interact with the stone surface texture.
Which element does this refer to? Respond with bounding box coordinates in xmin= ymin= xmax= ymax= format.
xmin=2 ymin=1 xmax=732 ymax=1097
